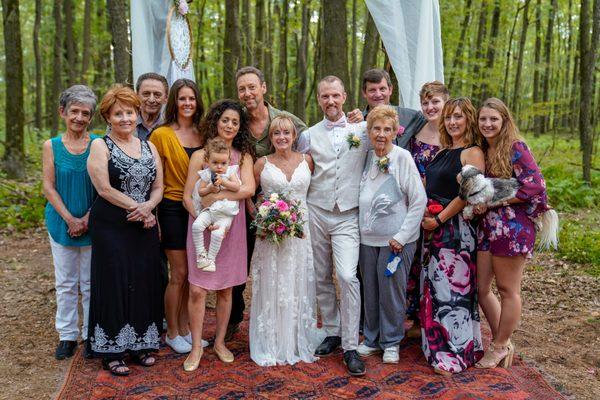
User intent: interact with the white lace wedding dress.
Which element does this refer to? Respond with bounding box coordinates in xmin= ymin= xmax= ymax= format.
xmin=249 ymin=156 xmax=324 ymax=366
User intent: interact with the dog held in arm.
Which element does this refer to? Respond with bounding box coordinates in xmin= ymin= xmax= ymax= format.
xmin=458 ymin=164 xmax=559 ymax=250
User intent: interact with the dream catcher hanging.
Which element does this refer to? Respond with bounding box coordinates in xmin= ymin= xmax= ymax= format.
xmin=166 ymin=0 xmax=194 ymax=84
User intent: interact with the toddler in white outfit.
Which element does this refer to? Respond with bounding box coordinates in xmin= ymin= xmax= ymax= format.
xmin=191 ymin=137 xmax=240 ymax=272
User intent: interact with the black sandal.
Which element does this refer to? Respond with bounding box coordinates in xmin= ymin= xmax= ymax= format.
xmin=102 ymin=359 xmax=130 ymax=376
xmin=131 ymin=353 xmax=156 ymax=367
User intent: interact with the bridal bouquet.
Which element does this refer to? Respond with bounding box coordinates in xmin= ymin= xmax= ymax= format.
xmin=252 ymin=193 xmax=304 ymax=244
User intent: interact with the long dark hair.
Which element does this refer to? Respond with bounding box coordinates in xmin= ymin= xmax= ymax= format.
xmin=163 ymin=79 xmax=204 ymax=128
xmin=199 ymin=99 xmax=254 ymax=166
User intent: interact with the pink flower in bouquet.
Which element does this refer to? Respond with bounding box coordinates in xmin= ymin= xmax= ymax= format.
xmin=261 ymin=200 xmax=271 ymax=207
xmin=290 ymin=212 xmax=297 ymax=222
xmin=275 ymin=223 xmax=287 ymax=234
xmin=276 ymin=200 xmax=289 ymax=212
xmin=268 ymin=223 xmax=276 ymax=232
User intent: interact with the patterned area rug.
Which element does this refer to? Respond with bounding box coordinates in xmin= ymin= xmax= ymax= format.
xmin=57 ymin=311 xmax=564 ymax=399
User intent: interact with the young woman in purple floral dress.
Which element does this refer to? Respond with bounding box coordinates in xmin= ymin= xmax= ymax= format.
xmin=404 ymin=81 xmax=448 ymax=339
xmin=474 ymin=98 xmax=550 ymax=369
xmin=419 ymin=98 xmax=485 ymax=376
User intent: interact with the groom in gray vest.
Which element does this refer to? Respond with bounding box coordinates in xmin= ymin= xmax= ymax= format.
xmin=298 ymin=76 xmax=367 ymax=376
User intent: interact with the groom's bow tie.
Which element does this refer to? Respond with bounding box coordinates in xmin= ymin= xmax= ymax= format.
xmin=325 ymin=117 xmax=347 ymax=130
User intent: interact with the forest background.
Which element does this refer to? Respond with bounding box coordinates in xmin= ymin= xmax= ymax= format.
xmin=0 ymin=1 xmax=599 ymax=398
xmin=0 ymin=0 xmax=598 ymax=267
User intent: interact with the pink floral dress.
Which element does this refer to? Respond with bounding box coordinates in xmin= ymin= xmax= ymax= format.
xmin=477 ymin=141 xmax=549 ymax=258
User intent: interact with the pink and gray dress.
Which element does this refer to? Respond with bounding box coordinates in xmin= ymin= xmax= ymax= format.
xmin=477 ymin=141 xmax=549 ymax=258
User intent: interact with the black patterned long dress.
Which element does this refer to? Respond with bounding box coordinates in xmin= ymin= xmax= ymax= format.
xmin=87 ymin=136 xmax=163 ymax=360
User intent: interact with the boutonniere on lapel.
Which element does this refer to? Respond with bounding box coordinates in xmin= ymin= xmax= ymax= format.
xmin=346 ymin=133 xmax=361 ymax=149
xmin=396 ymin=125 xmax=405 ymax=137
xmin=377 ymin=156 xmax=390 ymax=173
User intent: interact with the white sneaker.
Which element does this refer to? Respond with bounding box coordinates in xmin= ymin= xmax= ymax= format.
xmin=382 ymin=346 xmax=400 ymax=363
xmin=182 ymin=332 xmax=209 ymax=348
xmin=357 ymin=342 xmax=381 ymax=356
xmin=165 ymin=334 xmax=192 ymax=353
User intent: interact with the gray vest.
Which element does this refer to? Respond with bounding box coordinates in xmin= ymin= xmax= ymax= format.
xmin=307 ymin=120 xmax=368 ymax=212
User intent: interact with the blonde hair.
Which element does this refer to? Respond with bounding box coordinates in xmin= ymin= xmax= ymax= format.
xmin=268 ymin=115 xmax=297 ymax=147
xmin=439 ymin=97 xmax=482 ymax=149
xmin=204 ymin=137 xmax=230 ymax=162
xmin=419 ymin=81 xmax=449 ymax=102
xmin=479 ymin=98 xmax=523 ymax=178
xmin=366 ymin=105 xmax=399 ymax=132
xmin=99 ymin=84 xmax=141 ymax=123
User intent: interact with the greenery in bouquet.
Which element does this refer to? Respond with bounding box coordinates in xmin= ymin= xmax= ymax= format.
xmin=252 ymin=192 xmax=304 ymax=244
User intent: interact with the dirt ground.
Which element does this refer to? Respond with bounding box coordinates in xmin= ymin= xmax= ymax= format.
xmin=0 ymin=227 xmax=598 ymax=400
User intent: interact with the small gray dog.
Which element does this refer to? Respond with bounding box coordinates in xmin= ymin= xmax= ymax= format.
xmin=458 ymin=164 xmax=559 ymax=249
xmin=459 ymin=165 xmax=520 ymax=220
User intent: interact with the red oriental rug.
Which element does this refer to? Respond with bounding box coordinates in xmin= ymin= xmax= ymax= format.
xmin=56 ymin=312 xmax=564 ymax=399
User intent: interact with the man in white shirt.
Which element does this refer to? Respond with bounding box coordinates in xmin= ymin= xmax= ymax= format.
xmin=299 ymin=76 xmax=367 ymax=376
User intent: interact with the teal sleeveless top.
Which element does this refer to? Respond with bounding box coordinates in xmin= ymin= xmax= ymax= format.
xmin=44 ymin=134 xmax=99 ymax=246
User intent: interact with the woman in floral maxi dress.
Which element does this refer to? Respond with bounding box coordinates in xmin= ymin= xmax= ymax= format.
xmin=419 ymin=98 xmax=485 ymax=375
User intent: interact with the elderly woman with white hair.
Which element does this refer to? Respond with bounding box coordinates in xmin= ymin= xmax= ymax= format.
xmin=356 ymin=105 xmax=427 ymax=364
xmin=42 ymin=85 xmax=99 ymax=360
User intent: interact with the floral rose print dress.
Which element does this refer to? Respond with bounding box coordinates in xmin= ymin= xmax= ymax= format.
xmin=419 ymin=147 xmax=483 ymax=373
xmin=478 ymin=141 xmax=550 ymax=258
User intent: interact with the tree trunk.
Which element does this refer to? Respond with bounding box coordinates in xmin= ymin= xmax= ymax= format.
xmin=350 ymin=0 xmax=358 ymax=108
xmin=448 ymin=0 xmax=473 ymax=92
xmin=34 ymin=0 xmax=43 ymax=130
xmin=63 ymin=0 xmax=77 ymax=86
xmin=52 ymin=0 xmax=63 ymax=136
xmin=223 ymin=0 xmax=242 ymax=98
xmin=502 ymin=2 xmax=521 ymax=100
xmin=107 ymin=0 xmax=131 ymax=84
xmin=320 ymin=0 xmax=349 ymax=96
xmin=512 ymin=0 xmax=529 ymax=115
xmin=194 ymin=0 xmax=207 ymax=94
xmin=294 ymin=1 xmax=309 ymax=120
xmin=359 ymin=10 xmax=380 ymax=108
xmin=562 ymin=0 xmax=573 ymax=128
xmin=541 ymin=0 xmax=557 ymax=133
xmin=471 ymin=0 xmax=488 ymax=100
xmin=480 ymin=0 xmax=501 ymax=101
xmin=579 ymin=0 xmax=600 ymax=183
xmin=255 ymin=0 xmax=265 ymax=69
xmin=81 ymin=0 xmax=92 ymax=83
xmin=1 ymin=0 xmax=25 ymax=179
xmin=532 ymin=0 xmax=543 ymax=136
xmin=242 ymin=0 xmax=252 ymax=65
xmin=277 ymin=0 xmax=288 ymax=108
xmin=264 ymin=1 xmax=273 ymax=96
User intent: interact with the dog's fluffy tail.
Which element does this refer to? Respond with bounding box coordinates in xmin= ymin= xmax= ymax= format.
xmin=535 ymin=209 xmax=559 ymax=250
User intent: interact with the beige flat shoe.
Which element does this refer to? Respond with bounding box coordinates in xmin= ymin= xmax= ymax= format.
xmin=183 ymin=348 xmax=203 ymax=372
xmin=214 ymin=346 xmax=234 ymax=363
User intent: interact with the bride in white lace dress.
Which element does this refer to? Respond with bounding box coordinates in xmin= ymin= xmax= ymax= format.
xmin=249 ymin=116 xmax=324 ymax=366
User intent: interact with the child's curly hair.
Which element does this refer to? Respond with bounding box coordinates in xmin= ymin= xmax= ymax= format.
xmin=204 ymin=137 xmax=230 ymax=162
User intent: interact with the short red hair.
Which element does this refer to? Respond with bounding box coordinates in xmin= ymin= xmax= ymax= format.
xmin=99 ymin=84 xmax=141 ymax=122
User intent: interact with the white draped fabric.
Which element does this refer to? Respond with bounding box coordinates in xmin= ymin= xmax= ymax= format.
xmin=130 ymin=0 xmax=194 ymax=87
xmin=365 ymin=0 xmax=444 ymax=110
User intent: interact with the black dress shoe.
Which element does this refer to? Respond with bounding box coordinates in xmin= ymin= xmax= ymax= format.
xmin=55 ymin=340 xmax=77 ymax=360
xmin=343 ymin=350 xmax=366 ymax=376
xmin=314 ymin=336 xmax=341 ymax=356
xmin=83 ymin=339 xmax=93 ymax=359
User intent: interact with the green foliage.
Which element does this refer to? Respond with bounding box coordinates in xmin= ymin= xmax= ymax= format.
xmin=525 ymin=132 xmax=600 ymax=211
xmin=0 ymin=178 xmax=46 ymax=231
xmin=557 ymin=216 xmax=600 ymax=271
